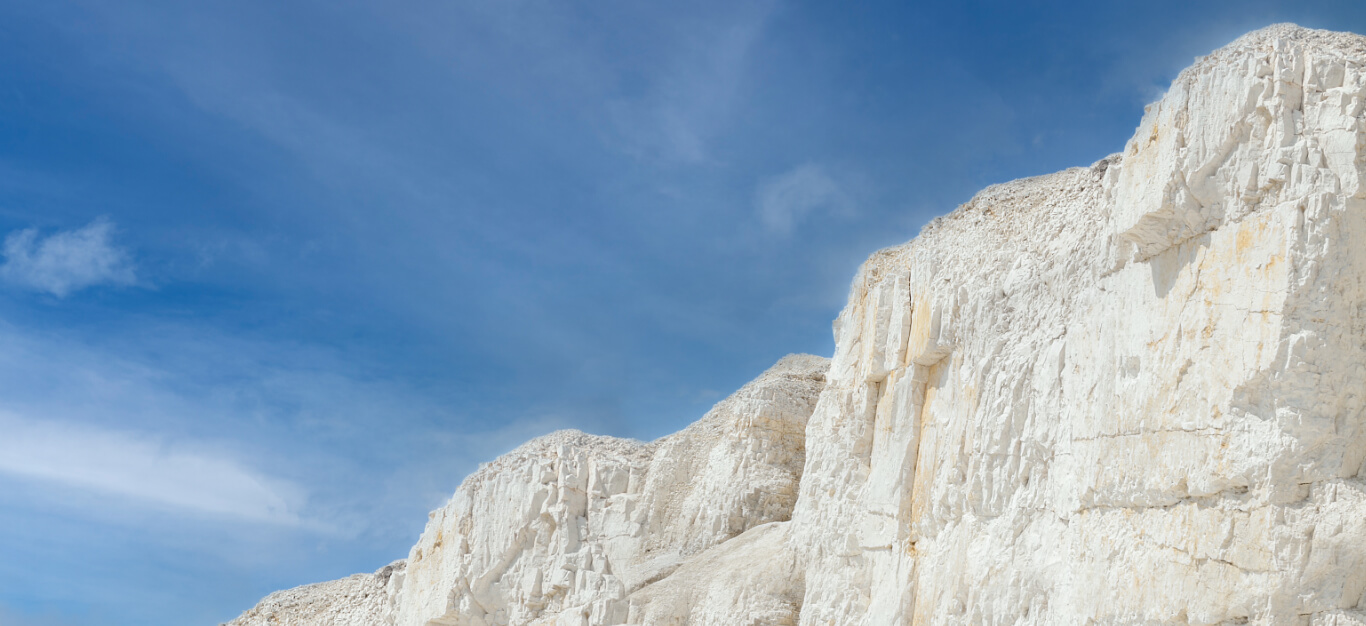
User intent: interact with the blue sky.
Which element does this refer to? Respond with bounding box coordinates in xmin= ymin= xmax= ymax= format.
xmin=2 ymin=1 xmax=1366 ymax=624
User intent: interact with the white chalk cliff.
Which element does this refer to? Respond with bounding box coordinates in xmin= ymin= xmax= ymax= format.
xmin=229 ymin=24 xmax=1366 ymax=625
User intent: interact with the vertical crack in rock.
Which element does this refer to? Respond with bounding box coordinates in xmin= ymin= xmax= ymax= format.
xmin=228 ymin=24 xmax=1366 ymax=626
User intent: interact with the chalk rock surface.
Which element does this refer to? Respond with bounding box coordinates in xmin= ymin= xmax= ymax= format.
xmin=225 ymin=561 xmax=405 ymax=626
xmin=390 ymin=352 xmax=829 ymax=626
xmin=229 ymin=24 xmax=1366 ymax=625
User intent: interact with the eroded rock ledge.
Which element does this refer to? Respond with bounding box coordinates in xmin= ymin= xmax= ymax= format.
xmin=230 ymin=24 xmax=1366 ymax=625
xmin=229 ymin=354 xmax=829 ymax=626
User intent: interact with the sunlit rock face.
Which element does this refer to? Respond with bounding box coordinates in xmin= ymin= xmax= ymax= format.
xmin=225 ymin=561 xmax=405 ymax=626
xmin=229 ymin=24 xmax=1366 ymax=626
xmin=390 ymin=354 xmax=830 ymax=626
xmin=791 ymin=23 xmax=1366 ymax=625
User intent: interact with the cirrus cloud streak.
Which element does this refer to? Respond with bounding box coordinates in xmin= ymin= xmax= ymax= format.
xmin=0 ymin=413 xmax=305 ymax=526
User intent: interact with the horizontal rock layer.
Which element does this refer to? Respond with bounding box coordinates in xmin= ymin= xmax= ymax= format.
xmin=229 ymin=23 xmax=1366 ymax=626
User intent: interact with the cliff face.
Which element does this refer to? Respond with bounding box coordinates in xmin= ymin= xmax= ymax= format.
xmin=788 ymin=24 xmax=1366 ymax=624
xmin=230 ymin=24 xmax=1366 ymax=625
xmin=231 ymin=353 xmax=829 ymax=626
xmin=226 ymin=561 xmax=405 ymax=626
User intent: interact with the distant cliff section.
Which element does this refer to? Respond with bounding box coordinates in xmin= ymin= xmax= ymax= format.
xmin=229 ymin=24 xmax=1366 ymax=625
xmin=228 ymin=353 xmax=829 ymax=626
xmin=226 ymin=561 xmax=404 ymax=626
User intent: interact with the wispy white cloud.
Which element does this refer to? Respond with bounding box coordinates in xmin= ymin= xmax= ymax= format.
xmin=0 ymin=218 xmax=136 ymax=297
xmin=607 ymin=1 xmax=775 ymax=162
xmin=755 ymin=164 xmax=855 ymax=236
xmin=0 ymin=412 xmax=305 ymax=525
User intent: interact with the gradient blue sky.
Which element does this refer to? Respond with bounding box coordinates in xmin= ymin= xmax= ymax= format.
xmin=3 ymin=1 xmax=1366 ymax=624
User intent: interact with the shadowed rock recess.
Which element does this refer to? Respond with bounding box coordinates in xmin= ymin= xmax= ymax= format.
xmin=229 ymin=24 xmax=1366 ymax=625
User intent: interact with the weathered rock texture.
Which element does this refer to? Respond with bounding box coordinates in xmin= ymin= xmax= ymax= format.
xmin=226 ymin=561 xmax=405 ymax=626
xmin=391 ymin=353 xmax=828 ymax=626
xmin=229 ymin=24 xmax=1366 ymax=625
xmin=230 ymin=354 xmax=828 ymax=626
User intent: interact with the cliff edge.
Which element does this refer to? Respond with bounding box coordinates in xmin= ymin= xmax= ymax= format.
xmin=229 ymin=24 xmax=1366 ymax=625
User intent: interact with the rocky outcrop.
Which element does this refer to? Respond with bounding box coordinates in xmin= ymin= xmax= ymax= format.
xmin=390 ymin=353 xmax=829 ymax=626
xmin=788 ymin=24 xmax=1366 ymax=624
xmin=226 ymin=561 xmax=405 ymax=626
xmin=229 ymin=24 xmax=1366 ymax=625
xmin=227 ymin=354 xmax=828 ymax=626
